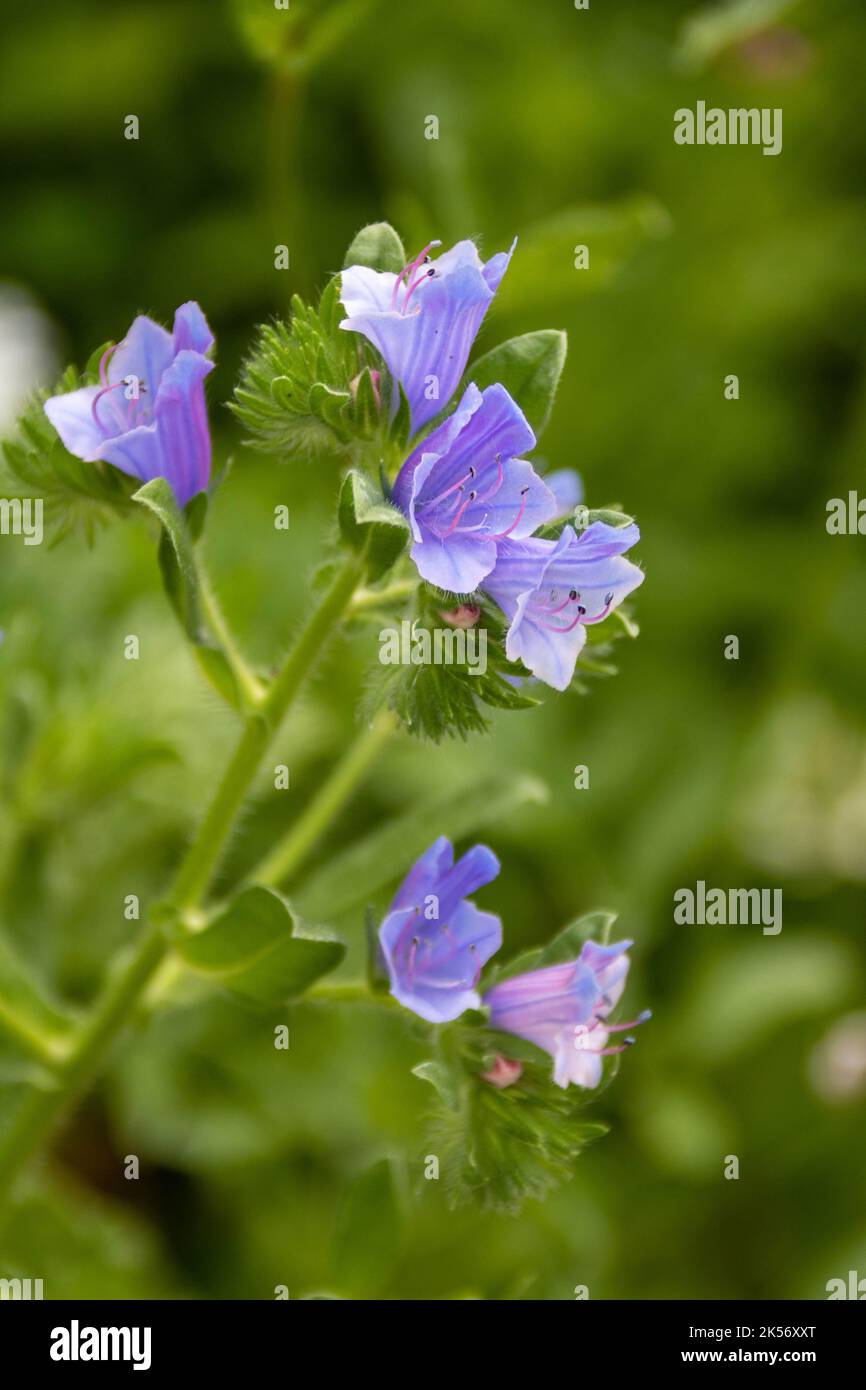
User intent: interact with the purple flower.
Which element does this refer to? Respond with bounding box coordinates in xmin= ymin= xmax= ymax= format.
xmin=484 ymin=939 xmax=650 ymax=1089
xmin=44 ymin=302 xmax=215 ymax=508
xmin=379 ymin=836 xmax=502 ymax=1023
xmin=483 ymin=521 xmax=644 ymax=691
xmin=391 ymin=383 xmax=558 ymax=592
xmin=339 ymin=237 xmax=515 ymax=434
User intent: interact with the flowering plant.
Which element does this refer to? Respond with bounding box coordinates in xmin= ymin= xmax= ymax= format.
xmin=0 ymin=222 xmax=646 ymax=1227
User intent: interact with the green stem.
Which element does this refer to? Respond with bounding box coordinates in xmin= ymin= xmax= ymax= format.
xmin=307 ymin=980 xmax=398 ymax=1008
xmin=198 ymin=565 xmax=266 ymax=711
xmin=169 ymin=552 xmax=366 ymax=914
xmin=0 ymin=552 xmax=366 ymax=1216
xmin=252 ymin=707 xmax=397 ymax=889
xmin=349 ymin=579 xmax=417 ymax=613
xmin=0 ymin=926 xmax=166 ymax=1208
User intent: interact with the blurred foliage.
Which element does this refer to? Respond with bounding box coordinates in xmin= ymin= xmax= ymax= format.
xmin=1 ymin=0 xmax=865 ymax=1299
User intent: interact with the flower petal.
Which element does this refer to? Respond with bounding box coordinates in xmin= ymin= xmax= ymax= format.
xmin=388 ymin=836 xmax=454 ymax=913
xmin=173 ymin=301 xmax=215 ymax=356
xmin=43 ymin=386 xmax=107 ymax=461
xmin=107 ymin=314 xmax=174 ymax=393
xmin=153 ymin=349 xmax=214 ymax=505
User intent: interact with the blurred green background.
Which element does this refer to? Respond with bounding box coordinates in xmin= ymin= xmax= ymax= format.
xmin=1 ymin=0 xmax=865 ymax=1299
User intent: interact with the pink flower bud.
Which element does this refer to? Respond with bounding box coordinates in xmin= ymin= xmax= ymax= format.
xmin=481 ymin=1054 xmax=523 ymax=1089
xmin=439 ymin=603 xmax=481 ymax=629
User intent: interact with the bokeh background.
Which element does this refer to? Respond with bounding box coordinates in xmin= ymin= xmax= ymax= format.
xmin=1 ymin=0 xmax=865 ymax=1299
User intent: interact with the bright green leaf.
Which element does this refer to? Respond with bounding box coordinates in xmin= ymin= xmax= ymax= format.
xmin=342 ymin=221 xmax=406 ymax=274
xmin=172 ymin=886 xmax=344 ymax=1005
xmin=462 ymin=330 xmax=567 ymax=439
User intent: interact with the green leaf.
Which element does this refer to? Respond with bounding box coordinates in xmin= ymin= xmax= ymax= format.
xmin=172 ymin=886 xmax=344 ymax=1005
xmin=675 ymin=0 xmax=798 ymax=73
xmin=462 ymin=330 xmax=567 ymax=439
xmin=538 ymin=909 xmax=619 ymax=963
xmin=342 ymin=222 xmax=406 ymax=274
xmin=0 ymin=935 xmax=77 ymax=1065
xmin=338 ymin=468 xmax=409 ymax=580
xmin=295 ymin=770 xmax=547 ymax=921
xmin=332 ymin=1158 xmax=403 ymax=1295
xmin=491 ymin=910 xmax=619 ymax=984
xmin=412 ymin=1059 xmax=461 ymax=1111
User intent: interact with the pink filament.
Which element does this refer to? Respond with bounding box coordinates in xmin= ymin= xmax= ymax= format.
xmin=487 ymin=490 xmax=528 ymax=540
xmin=90 ymin=381 xmax=125 ymax=430
xmin=391 ymin=239 xmax=442 ymax=310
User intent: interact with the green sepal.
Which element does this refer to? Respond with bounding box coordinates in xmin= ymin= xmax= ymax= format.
xmin=337 ymin=468 xmax=409 ymax=580
xmin=414 ymin=1020 xmax=610 ymax=1213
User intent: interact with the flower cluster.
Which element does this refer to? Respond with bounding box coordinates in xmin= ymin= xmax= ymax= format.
xmin=37 ymin=224 xmax=645 ymax=718
xmin=379 ymin=836 xmax=649 ymax=1090
xmin=340 ymin=236 xmax=644 ymax=691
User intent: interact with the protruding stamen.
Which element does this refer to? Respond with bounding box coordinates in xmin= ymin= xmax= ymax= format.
xmin=424 ymin=468 xmax=475 ymax=509
xmin=596 ymin=1009 xmax=652 ymax=1032
xmin=90 ymin=381 xmax=126 ymax=430
xmin=439 ymin=492 xmax=475 ymax=537
xmin=402 ymin=265 xmax=436 ymax=313
xmin=487 ymin=486 xmax=529 ymax=540
xmin=475 ymin=453 xmax=504 ymax=503
xmin=582 ymin=592 xmax=616 ymax=626
xmin=98 ymin=342 xmax=118 ymax=387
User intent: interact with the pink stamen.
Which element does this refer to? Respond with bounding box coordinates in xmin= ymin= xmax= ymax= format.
xmin=402 ymin=265 xmax=436 ymax=313
xmin=596 ymin=1010 xmax=652 ymax=1033
xmin=542 ymin=592 xmax=576 ymax=616
xmin=98 ymin=342 xmax=118 ymax=387
xmin=90 ymin=381 xmax=125 ymax=430
xmin=391 ymin=239 xmax=443 ymax=309
xmin=487 ymin=488 xmax=528 ymax=540
xmin=581 ymin=593 xmax=615 ymax=625
xmin=439 ymin=493 xmax=474 ymax=537
xmin=533 ymin=608 xmax=585 ymax=634
xmin=475 ymin=454 xmax=504 ymax=503
xmin=424 ymin=469 xmax=475 ymax=508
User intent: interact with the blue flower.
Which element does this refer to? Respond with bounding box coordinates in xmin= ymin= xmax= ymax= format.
xmin=339 ymin=237 xmax=515 ymax=434
xmin=484 ymin=939 xmax=650 ymax=1088
xmin=379 ymin=836 xmax=502 ymax=1023
xmin=44 ymin=302 xmax=214 ymax=508
xmin=391 ymin=383 xmax=558 ymax=593
xmin=483 ymin=521 xmax=644 ymax=690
